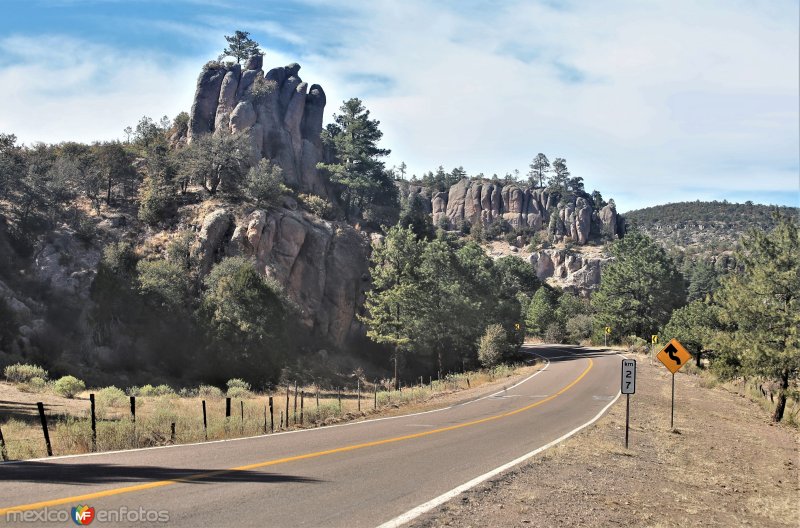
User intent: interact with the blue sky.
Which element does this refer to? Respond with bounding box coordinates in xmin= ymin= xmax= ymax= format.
xmin=0 ymin=0 xmax=797 ymax=212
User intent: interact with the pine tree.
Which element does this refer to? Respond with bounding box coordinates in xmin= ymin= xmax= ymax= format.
xmin=219 ymin=31 xmax=262 ymax=64
xmin=528 ymin=153 xmax=550 ymax=188
xmin=318 ymin=98 xmax=396 ymax=221
xmin=592 ymin=232 xmax=685 ymax=339
xmin=712 ymin=214 xmax=799 ymax=422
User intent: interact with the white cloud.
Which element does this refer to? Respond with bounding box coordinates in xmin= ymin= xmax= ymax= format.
xmin=1 ymin=0 xmax=797 ymax=212
xmin=0 ymin=35 xmax=201 ymax=144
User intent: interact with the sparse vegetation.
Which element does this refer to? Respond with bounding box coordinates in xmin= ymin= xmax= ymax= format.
xmin=4 ymin=363 xmax=48 ymax=383
xmin=53 ymin=375 xmax=85 ymax=398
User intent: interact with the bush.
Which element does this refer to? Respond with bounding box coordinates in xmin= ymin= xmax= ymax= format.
xmin=298 ymin=193 xmax=334 ymax=219
xmin=565 ymin=314 xmax=594 ymax=344
xmin=4 ymin=363 xmax=48 ymax=383
xmin=245 ymin=159 xmax=287 ymax=206
xmin=53 ymin=376 xmax=85 ymax=398
xmin=198 ymin=384 xmax=223 ymax=399
xmin=478 ymin=324 xmax=507 ymax=368
xmin=544 ymin=322 xmax=565 ymax=344
xmin=97 ymin=386 xmax=127 ymax=408
xmin=19 ymin=377 xmax=47 ymax=393
xmin=226 ymin=378 xmax=251 ymax=398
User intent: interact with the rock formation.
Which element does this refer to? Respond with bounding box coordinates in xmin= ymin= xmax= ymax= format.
xmin=529 ymin=248 xmax=612 ymax=294
xmin=417 ymin=178 xmax=625 ymax=245
xmin=188 ymin=59 xmax=329 ymax=198
xmin=195 ymin=208 xmax=370 ymax=347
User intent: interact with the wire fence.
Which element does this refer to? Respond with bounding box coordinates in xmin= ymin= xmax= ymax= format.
xmin=0 ymin=366 xmax=521 ymax=461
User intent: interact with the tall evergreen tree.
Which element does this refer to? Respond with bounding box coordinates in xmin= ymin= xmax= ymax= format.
xmin=712 ymin=214 xmax=799 ymax=422
xmin=318 ymin=98 xmax=397 ymax=222
xmin=528 ymin=153 xmax=550 ymax=188
xmin=592 ymin=232 xmax=685 ymax=339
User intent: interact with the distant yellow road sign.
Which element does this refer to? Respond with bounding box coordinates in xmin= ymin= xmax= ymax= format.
xmin=651 ymin=335 xmax=659 ymax=344
xmin=605 ymin=326 xmax=612 ymax=335
xmin=514 ymin=323 xmax=521 ymax=331
xmin=656 ymin=339 xmax=692 ymax=374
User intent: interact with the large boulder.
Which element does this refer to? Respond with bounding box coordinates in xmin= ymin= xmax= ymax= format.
xmin=445 ymin=178 xmax=470 ymax=226
xmin=599 ymin=200 xmax=620 ymax=238
xmin=204 ymin=208 xmax=370 ymax=347
xmin=196 ymin=209 xmax=234 ymax=276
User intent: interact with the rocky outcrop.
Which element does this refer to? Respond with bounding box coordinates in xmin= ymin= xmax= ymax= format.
xmin=427 ymin=179 xmax=623 ymax=245
xmin=201 ymin=208 xmax=370 ymax=347
xmin=529 ymin=248 xmax=612 ymax=294
xmin=188 ymin=59 xmax=329 ymax=198
xmin=599 ymin=199 xmax=626 ymax=239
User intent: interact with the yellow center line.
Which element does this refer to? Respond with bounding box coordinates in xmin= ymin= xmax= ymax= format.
xmin=0 ymin=358 xmax=594 ymax=514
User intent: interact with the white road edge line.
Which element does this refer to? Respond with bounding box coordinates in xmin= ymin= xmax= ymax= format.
xmin=375 ymin=352 xmax=623 ymax=528
xmin=2 ymin=349 xmax=557 ymax=465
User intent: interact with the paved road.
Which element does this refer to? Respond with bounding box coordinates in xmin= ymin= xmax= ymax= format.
xmin=0 ymin=345 xmax=621 ymax=527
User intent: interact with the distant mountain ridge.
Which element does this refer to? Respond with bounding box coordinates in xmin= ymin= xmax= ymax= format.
xmin=624 ymin=200 xmax=799 ymax=258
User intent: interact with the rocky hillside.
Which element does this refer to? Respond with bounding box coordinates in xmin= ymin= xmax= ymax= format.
xmin=625 ymin=201 xmax=799 ymax=259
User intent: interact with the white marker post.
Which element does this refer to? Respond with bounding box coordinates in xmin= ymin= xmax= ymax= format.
xmin=621 ymin=359 xmax=636 ymax=448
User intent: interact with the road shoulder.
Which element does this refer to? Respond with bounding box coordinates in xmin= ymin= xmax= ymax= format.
xmin=411 ymin=352 xmax=799 ymax=528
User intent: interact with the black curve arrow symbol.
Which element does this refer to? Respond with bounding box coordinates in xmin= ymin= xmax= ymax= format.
xmin=665 ymin=343 xmax=681 ymax=365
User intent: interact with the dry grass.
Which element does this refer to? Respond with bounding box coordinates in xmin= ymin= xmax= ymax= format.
xmin=0 ymin=363 xmax=537 ymax=460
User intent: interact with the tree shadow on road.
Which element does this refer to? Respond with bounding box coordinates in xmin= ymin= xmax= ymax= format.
xmin=0 ymin=461 xmax=323 ymax=486
xmin=523 ymin=344 xmax=621 ymax=364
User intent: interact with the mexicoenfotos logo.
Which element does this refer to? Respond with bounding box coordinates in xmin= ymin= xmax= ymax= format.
xmin=71 ymin=505 xmax=95 ymax=525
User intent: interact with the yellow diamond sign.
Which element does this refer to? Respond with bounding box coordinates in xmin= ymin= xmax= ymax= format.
xmin=656 ymin=338 xmax=692 ymax=374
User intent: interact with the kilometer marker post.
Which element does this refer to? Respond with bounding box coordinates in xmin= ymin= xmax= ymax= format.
xmin=620 ymin=359 xmax=636 ymax=448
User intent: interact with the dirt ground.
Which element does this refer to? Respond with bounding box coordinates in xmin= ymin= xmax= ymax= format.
xmin=412 ymin=352 xmax=799 ymax=528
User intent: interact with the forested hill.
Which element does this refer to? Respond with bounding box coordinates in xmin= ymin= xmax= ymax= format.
xmin=624 ymin=201 xmax=799 ymax=258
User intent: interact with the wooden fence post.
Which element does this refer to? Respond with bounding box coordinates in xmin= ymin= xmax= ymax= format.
xmin=300 ymin=391 xmax=304 ymax=425
xmin=293 ymin=381 xmax=298 ymax=425
xmin=89 ymin=393 xmax=97 ymax=452
xmin=0 ymin=424 xmax=8 ymax=461
xmin=36 ymin=402 xmax=52 ymax=457
xmin=285 ymin=384 xmax=290 ymax=428
xmin=170 ymin=423 xmax=176 ymax=443
xmin=374 ymin=381 xmax=378 ymax=410
xmin=202 ymin=400 xmax=208 ymax=440
xmin=357 ymin=379 xmax=361 ymax=413
xmin=263 ymin=405 xmax=267 ymax=434
xmin=240 ymin=400 xmax=244 ymax=435
xmin=338 ymin=386 xmax=342 ymax=412
xmin=280 ymin=410 xmax=284 ymax=429
xmin=129 ymin=396 xmax=136 ymax=448
xmin=316 ymin=386 xmax=320 ymax=409
xmin=225 ymin=397 xmax=231 ymax=418
xmin=269 ymin=396 xmax=274 ymax=433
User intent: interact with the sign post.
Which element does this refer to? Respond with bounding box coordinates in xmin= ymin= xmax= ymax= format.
xmin=621 ymin=359 xmax=636 ymax=448
xmin=655 ymin=338 xmax=692 ymax=429
xmin=651 ymin=334 xmax=659 ymax=356
xmin=604 ymin=326 xmax=611 ymax=347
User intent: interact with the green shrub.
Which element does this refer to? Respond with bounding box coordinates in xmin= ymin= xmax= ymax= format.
xmin=4 ymin=363 xmax=48 ymax=383
xmin=245 ymin=159 xmax=288 ymax=206
xmin=298 ymin=193 xmax=334 ymax=219
xmin=97 ymin=386 xmax=127 ymax=408
xmin=153 ymin=384 xmax=176 ymax=397
xmin=544 ymin=322 xmax=565 ymax=344
xmin=565 ymin=314 xmax=594 ymax=344
xmin=478 ymin=324 xmax=507 ymax=368
xmin=198 ymin=384 xmax=223 ymax=399
xmin=19 ymin=377 xmax=47 ymax=393
xmin=226 ymin=378 xmax=251 ymax=398
xmin=53 ymin=376 xmax=85 ymax=398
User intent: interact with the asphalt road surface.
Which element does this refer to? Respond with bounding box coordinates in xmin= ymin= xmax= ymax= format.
xmin=0 ymin=345 xmax=622 ymax=527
